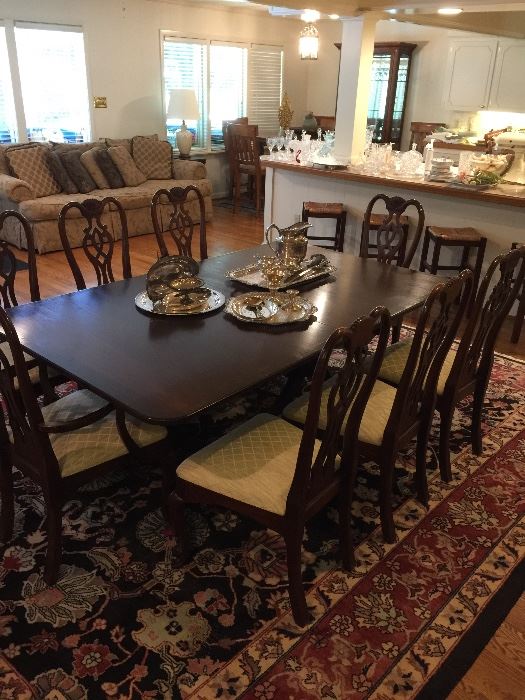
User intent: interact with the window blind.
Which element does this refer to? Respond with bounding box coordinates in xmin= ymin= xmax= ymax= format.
xmin=210 ymin=43 xmax=247 ymax=147
xmin=248 ymin=44 xmax=283 ymax=137
xmin=0 ymin=27 xmax=17 ymax=143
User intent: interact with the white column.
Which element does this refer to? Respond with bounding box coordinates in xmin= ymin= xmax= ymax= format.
xmin=334 ymin=14 xmax=378 ymax=164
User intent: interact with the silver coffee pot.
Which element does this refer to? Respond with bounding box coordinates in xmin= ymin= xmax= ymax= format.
xmin=265 ymin=221 xmax=311 ymax=267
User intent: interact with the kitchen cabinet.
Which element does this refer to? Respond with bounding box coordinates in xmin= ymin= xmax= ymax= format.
xmin=443 ymin=38 xmax=498 ymax=111
xmin=489 ymin=41 xmax=525 ymax=112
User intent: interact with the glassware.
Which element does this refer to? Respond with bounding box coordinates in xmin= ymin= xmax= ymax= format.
xmin=399 ymin=143 xmax=423 ymax=177
xmin=267 ymin=137 xmax=277 ymax=159
xmin=256 ymin=255 xmax=289 ymax=291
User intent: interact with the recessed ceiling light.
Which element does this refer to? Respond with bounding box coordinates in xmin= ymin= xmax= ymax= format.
xmin=329 ymin=14 xmax=340 ymax=19
xmin=301 ymin=9 xmax=321 ymax=22
xmin=438 ymin=7 xmax=463 ymax=14
xmin=386 ymin=8 xmax=397 ymax=13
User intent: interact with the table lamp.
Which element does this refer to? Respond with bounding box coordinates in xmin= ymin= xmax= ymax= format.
xmin=167 ymin=89 xmax=199 ymax=158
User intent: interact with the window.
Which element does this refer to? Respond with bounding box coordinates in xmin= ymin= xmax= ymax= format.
xmin=0 ymin=27 xmax=17 ymax=143
xmin=0 ymin=22 xmax=91 ymax=144
xmin=162 ymin=35 xmax=282 ymax=150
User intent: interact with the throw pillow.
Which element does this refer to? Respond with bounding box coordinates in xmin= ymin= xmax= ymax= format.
xmin=50 ymin=141 xmax=97 ymax=155
xmin=60 ymin=150 xmax=97 ymax=194
xmin=94 ymin=149 xmax=125 ymax=188
xmin=132 ymin=136 xmax=172 ymax=179
xmin=108 ymin=145 xmax=147 ymax=186
xmin=6 ymin=145 xmax=61 ymax=198
xmin=0 ymin=146 xmax=9 ymax=175
xmin=105 ymin=138 xmax=132 ymax=153
xmin=46 ymin=151 xmax=79 ymax=194
xmin=80 ymin=148 xmax=109 ymax=189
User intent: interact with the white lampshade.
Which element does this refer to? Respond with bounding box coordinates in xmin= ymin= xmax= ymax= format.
xmin=299 ymin=24 xmax=319 ymax=60
xmin=166 ymin=89 xmax=199 ymax=121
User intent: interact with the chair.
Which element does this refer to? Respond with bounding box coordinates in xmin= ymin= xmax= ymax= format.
xmin=0 ymin=305 xmax=169 ymax=584
xmin=377 ymin=247 xmax=525 ymax=482
xmin=169 ymin=307 xmax=391 ymax=626
xmin=301 ymin=202 xmax=347 ymax=252
xmin=151 ymin=185 xmax=207 ymax=260
xmin=222 ymin=117 xmax=249 ymax=201
xmin=229 ymin=123 xmax=264 ymax=214
xmin=284 ymin=271 xmax=473 ymax=543
xmin=58 ymin=197 xmax=131 ymax=290
xmin=315 ymin=116 xmax=336 ymax=130
xmin=410 ymin=121 xmax=447 ymax=152
xmin=510 ymin=242 xmax=525 ymax=344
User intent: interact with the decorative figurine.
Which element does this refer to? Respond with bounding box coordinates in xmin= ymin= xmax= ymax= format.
xmin=278 ymin=92 xmax=294 ymax=131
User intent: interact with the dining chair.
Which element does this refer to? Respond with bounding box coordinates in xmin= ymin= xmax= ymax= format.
xmin=0 ymin=305 xmax=170 ymax=585
xmin=58 ymin=197 xmax=132 ymax=290
xmin=229 ymin=123 xmax=264 ymax=213
xmin=376 ymin=246 xmax=525 ymax=482
xmin=510 ymin=242 xmax=525 ymax=344
xmin=360 ymin=194 xmax=425 ymax=342
xmin=283 ymin=271 xmax=473 ymax=543
xmin=222 ymin=117 xmax=249 ymax=201
xmin=151 ymin=184 xmax=208 ymax=260
xmin=169 ymin=307 xmax=391 ymax=626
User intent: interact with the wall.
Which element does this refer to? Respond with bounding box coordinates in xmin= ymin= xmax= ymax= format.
xmin=0 ymin=0 xmax=308 ymax=140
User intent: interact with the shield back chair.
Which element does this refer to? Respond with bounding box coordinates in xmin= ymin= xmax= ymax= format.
xmin=284 ymin=271 xmax=473 ymax=544
xmin=360 ymin=194 xmax=425 ymax=342
xmin=510 ymin=242 xmax=525 ymax=344
xmin=169 ymin=307 xmax=391 ymax=626
xmin=151 ymin=185 xmax=208 ymax=261
xmin=377 ymin=246 xmax=525 ymax=482
xmin=58 ymin=197 xmax=132 ymax=290
xmin=229 ymin=123 xmax=264 ymax=214
xmin=0 ymin=305 xmax=169 ymax=585
xmin=222 ymin=117 xmax=249 ymax=201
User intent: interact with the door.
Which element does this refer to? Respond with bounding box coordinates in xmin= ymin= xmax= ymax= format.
xmin=443 ymin=39 xmax=498 ymax=111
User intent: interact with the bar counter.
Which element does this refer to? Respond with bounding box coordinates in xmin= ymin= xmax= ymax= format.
xmin=263 ymin=160 xmax=525 ymax=274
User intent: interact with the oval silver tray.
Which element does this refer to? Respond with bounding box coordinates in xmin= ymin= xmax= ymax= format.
xmin=226 ymin=262 xmax=335 ymax=290
xmin=135 ymin=289 xmax=225 ymax=316
xmin=225 ymin=291 xmax=317 ymax=325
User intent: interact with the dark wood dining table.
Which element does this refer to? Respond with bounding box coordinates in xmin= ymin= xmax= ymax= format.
xmin=8 ymin=245 xmax=440 ymax=425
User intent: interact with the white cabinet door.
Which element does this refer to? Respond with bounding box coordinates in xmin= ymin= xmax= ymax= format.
xmin=489 ymin=40 xmax=525 ymax=112
xmin=443 ymin=39 xmax=498 ymax=111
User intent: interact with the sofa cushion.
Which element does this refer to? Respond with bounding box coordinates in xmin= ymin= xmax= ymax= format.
xmin=60 ymin=150 xmax=97 ymax=194
xmin=132 ymin=136 xmax=172 ymax=179
xmin=80 ymin=148 xmax=109 ymax=189
xmin=95 ymin=149 xmax=125 ymax=188
xmin=105 ymin=138 xmax=132 ymax=153
xmin=46 ymin=151 xmax=78 ymax=194
xmin=6 ymin=145 xmax=61 ymax=198
xmin=50 ymin=141 xmax=98 ymax=154
xmin=108 ymin=146 xmax=147 ymax=187
xmin=0 ymin=146 xmax=10 ymax=175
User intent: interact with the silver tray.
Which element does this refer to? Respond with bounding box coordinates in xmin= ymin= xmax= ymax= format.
xmin=226 ymin=262 xmax=335 ymax=290
xmin=135 ymin=289 xmax=225 ymax=316
xmin=225 ymin=291 xmax=317 ymax=325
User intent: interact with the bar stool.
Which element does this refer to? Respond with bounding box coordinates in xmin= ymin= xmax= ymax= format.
xmin=419 ymin=226 xmax=487 ymax=312
xmin=301 ymin=201 xmax=347 ymax=252
xmin=511 ymin=242 xmax=525 ymax=344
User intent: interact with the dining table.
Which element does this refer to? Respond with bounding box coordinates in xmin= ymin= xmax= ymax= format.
xmin=7 ymin=245 xmax=441 ymax=425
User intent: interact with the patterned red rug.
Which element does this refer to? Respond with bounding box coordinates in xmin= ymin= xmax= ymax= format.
xmin=0 ymin=354 xmax=524 ymax=699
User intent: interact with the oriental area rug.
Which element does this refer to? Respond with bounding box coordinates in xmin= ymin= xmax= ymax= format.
xmin=0 ymin=352 xmax=524 ymax=700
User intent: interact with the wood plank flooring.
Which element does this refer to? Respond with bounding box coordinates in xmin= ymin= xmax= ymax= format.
xmin=7 ymin=203 xmax=525 ymax=699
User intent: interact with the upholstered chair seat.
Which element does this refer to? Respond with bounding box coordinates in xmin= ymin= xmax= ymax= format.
xmin=377 ymin=340 xmax=456 ymax=396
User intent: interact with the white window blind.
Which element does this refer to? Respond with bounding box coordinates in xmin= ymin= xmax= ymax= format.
xmin=163 ymin=38 xmax=207 ymax=149
xmin=248 ymin=44 xmax=283 ymax=137
xmin=0 ymin=27 xmax=17 ymax=143
xmin=210 ymin=43 xmax=247 ymax=147
xmin=14 ymin=23 xmax=91 ymax=142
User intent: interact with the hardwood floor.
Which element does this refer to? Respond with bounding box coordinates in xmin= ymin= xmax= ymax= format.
xmin=7 ymin=203 xmax=525 ymax=699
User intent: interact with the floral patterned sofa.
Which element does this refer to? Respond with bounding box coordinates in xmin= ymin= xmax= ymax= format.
xmin=0 ymin=137 xmax=212 ymax=253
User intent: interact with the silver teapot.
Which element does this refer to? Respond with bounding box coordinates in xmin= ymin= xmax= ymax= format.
xmin=265 ymin=221 xmax=311 ymax=268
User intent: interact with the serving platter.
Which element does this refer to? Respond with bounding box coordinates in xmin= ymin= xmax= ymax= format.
xmin=225 ymin=291 xmax=317 ymax=325
xmin=226 ymin=262 xmax=335 ymax=290
xmin=135 ymin=289 xmax=225 ymax=316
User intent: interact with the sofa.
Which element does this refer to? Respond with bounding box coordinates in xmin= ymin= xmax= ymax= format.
xmin=0 ymin=136 xmax=213 ymax=253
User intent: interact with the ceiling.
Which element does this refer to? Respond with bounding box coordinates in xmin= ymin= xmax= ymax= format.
xmin=243 ymin=1 xmax=525 ymax=38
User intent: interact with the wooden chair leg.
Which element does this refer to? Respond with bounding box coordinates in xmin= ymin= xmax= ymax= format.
xmin=419 ymin=230 xmax=431 ymax=272
xmin=511 ymin=285 xmax=525 ymax=344
xmin=415 ymin=413 xmax=434 ymax=507
xmin=430 ymin=238 xmax=441 ymax=275
xmin=469 ymin=238 xmax=487 ymax=316
xmin=339 ymin=452 xmax=357 ymax=571
xmin=471 ymin=375 xmax=489 ymax=456
xmin=379 ymin=454 xmax=397 ymax=544
xmin=438 ymin=404 xmax=455 ymax=483
xmin=234 ymin=171 xmax=241 ymax=213
xmin=43 ymin=495 xmax=63 ymax=585
xmin=391 ymin=317 xmax=403 ymax=344
xmin=284 ymin=528 xmax=309 ymax=627
xmin=0 ymin=460 xmax=14 ymax=542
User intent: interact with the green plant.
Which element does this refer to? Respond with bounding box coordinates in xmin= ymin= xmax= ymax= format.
xmin=468 ymin=169 xmax=501 ymax=186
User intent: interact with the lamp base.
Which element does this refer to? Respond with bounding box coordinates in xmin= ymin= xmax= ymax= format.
xmin=176 ymin=122 xmax=193 ymax=157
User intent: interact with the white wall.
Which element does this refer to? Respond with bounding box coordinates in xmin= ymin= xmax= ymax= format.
xmin=0 ymin=0 xmax=309 ymax=140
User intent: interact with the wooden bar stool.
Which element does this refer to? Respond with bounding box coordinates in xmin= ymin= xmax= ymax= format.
xmin=511 ymin=242 xmax=525 ymax=344
xmin=419 ymin=226 xmax=487 ymax=312
xmin=302 ymin=201 xmax=347 ymax=252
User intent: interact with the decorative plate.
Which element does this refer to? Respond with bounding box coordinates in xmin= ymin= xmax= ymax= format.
xmin=225 ymin=291 xmax=317 ymax=325
xmin=135 ymin=289 xmax=225 ymax=316
xmin=226 ymin=262 xmax=335 ymax=290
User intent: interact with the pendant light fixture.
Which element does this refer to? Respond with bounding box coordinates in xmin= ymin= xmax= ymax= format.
xmin=299 ymin=23 xmax=319 ymax=60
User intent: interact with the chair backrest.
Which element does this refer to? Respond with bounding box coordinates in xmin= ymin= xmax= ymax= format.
xmin=58 ymin=197 xmax=131 ymax=291
xmin=0 ymin=210 xmax=40 ymax=306
xmin=229 ymin=123 xmax=260 ymax=169
xmin=151 ymin=184 xmax=207 ymax=260
xmin=444 ymin=246 xmax=525 ymax=396
xmin=286 ymin=306 xmax=391 ymax=514
xmin=222 ymin=117 xmax=249 ymax=155
xmin=361 ymin=194 xmax=425 ymax=268
xmin=387 ymin=270 xmax=473 ymax=442
xmin=410 ymin=121 xmax=447 ymax=152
